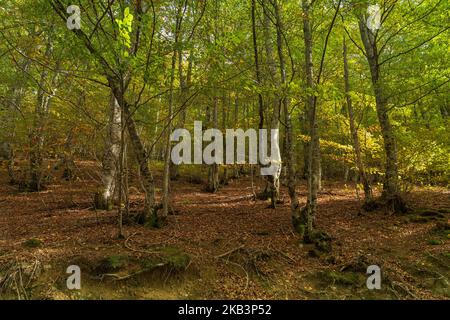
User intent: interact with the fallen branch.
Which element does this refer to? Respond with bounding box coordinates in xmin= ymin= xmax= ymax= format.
xmin=215 ymin=245 xmax=245 ymax=259
xmin=99 ymin=263 xmax=167 ymax=281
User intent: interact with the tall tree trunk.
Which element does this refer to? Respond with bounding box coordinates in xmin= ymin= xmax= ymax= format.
xmin=272 ymin=0 xmax=300 ymax=227
xmin=29 ymin=85 xmax=51 ymax=192
xmin=343 ymin=37 xmax=373 ymax=205
xmin=298 ymin=0 xmax=320 ymax=241
xmin=95 ymin=94 xmax=122 ymax=211
xmin=117 ymin=105 xmax=126 ymax=239
xmin=170 ymin=50 xmax=193 ymax=181
xmin=251 ymin=0 xmax=265 ymax=131
xmin=163 ymin=1 xmax=185 ymax=220
xmin=232 ymin=95 xmax=240 ymax=179
xmin=221 ymin=93 xmax=229 ymax=185
xmin=259 ymin=0 xmax=281 ymax=206
xmin=162 ymin=45 xmax=178 ymax=222
xmin=3 ymin=85 xmax=27 ymax=184
xmin=207 ymin=97 xmax=220 ymax=193
xmin=358 ymin=16 xmax=406 ymax=212
xmin=29 ymin=38 xmax=55 ymax=192
xmin=2 ymin=56 xmax=31 ymax=184
xmin=121 ymin=98 xmax=156 ymax=223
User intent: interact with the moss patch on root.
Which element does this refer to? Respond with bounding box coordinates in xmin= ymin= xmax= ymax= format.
xmin=305 ymin=231 xmax=333 ymax=258
xmin=316 ymin=270 xmax=365 ymax=287
xmin=138 ymin=246 xmax=191 ymax=272
xmin=96 ymin=255 xmax=129 ymax=273
xmin=158 ymin=246 xmax=191 ymax=270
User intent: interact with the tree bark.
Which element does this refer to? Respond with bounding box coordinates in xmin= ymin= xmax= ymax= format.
xmin=251 ymin=0 xmax=265 ymax=131
xmin=170 ymin=49 xmax=193 ymax=181
xmin=207 ymin=97 xmax=220 ymax=193
xmin=29 ymin=38 xmax=55 ymax=192
xmin=358 ymin=16 xmax=406 ymax=212
xmin=259 ymin=0 xmax=281 ymax=207
xmin=162 ymin=43 xmax=178 ymax=222
xmin=343 ymin=37 xmax=373 ymax=205
xmin=272 ymin=0 xmax=300 ymax=226
xmin=298 ymin=0 xmax=320 ymax=241
xmin=96 ymin=94 xmax=122 ymax=210
xmin=232 ymin=95 xmax=241 ymax=179
xmin=2 ymin=83 xmax=27 ymax=184
xmin=121 ymin=98 xmax=156 ymax=223
xmin=1 ymin=52 xmax=31 ymax=184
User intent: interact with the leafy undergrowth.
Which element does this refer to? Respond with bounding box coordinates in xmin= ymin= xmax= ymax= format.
xmin=0 ymin=161 xmax=448 ymax=300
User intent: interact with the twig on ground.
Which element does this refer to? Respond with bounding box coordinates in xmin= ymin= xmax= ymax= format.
xmin=215 ymin=245 xmax=245 ymax=259
xmin=99 ymin=263 xmax=167 ymax=281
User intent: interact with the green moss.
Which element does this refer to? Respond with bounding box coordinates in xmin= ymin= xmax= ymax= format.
xmin=159 ymin=246 xmax=191 ymax=270
xmin=139 ymin=247 xmax=191 ymax=271
xmin=428 ymin=239 xmax=443 ymax=246
xmin=23 ymin=238 xmax=42 ymax=248
xmin=318 ymin=270 xmax=363 ymax=287
xmin=296 ymin=224 xmax=306 ymax=238
xmin=430 ymin=222 xmax=450 ymax=244
xmin=145 ymin=215 xmax=158 ymax=229
xmin=97 ymin=255 xmax=129 ymax=273
xmin=166 ymin=252 xmax=190 ymax=270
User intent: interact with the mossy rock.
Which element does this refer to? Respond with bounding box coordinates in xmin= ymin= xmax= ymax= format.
xmin=23 ymin=238 xmax=42 ymax=248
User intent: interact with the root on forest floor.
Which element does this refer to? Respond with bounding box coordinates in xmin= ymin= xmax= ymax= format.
xmin=0 ymin=259 xmax=42 ymax=300
xmin=362 ymin=194 xmax=410 ymax=214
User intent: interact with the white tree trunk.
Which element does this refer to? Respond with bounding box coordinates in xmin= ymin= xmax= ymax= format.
xmin=96 ymin=94 xmax=121 ymax=210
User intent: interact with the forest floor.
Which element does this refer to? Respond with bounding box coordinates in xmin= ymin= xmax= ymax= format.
xmin=0 ymin=160 xmax=449 ymax=300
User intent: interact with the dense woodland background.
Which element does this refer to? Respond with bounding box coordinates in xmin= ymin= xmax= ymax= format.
xmin=0 ymin=0 xmax=449 ymax=300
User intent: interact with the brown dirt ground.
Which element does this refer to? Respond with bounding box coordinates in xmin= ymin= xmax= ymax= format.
xmin=0 ymin=161 xmax=449 ymax=300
